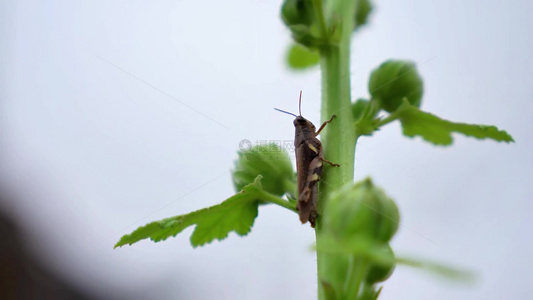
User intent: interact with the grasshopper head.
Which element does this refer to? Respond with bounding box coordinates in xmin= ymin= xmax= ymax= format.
xmin=294 ymin=116 xmax=316 ymax=132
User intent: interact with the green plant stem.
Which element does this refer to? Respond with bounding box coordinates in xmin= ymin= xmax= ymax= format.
xmin=257 ymin=190 xmax=297 ymax=213
xmin=318 ymin=46 xmax=355 ymax=198
xmin=317 ymin=0 xmax=358 ymax=225
xmin=376 ymin=113 xmax=400 ymax=127
xmin=316 ymin=0 xmax=358 ymax=298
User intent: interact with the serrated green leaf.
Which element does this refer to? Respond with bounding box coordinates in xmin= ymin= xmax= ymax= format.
xmin=286 ymin=43 xmax=320 ymax=69
xmin=115 ymin=176 xmax=264 ymax=248
xmin=395 ymin=100 xmax=514 ymax=145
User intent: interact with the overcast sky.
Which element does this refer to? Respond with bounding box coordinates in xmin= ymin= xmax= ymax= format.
xmin=1 ymin=0 xmax=532 ymax=299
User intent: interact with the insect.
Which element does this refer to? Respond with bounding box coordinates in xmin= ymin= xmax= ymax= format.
xmin=275 ymin=91 xmax=339 ymax=227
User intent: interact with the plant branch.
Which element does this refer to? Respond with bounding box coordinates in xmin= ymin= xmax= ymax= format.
xmin=257 ymin=190 xmax=298 ymax=213
xmin=376 ymin=113 xmax=400 ymax=127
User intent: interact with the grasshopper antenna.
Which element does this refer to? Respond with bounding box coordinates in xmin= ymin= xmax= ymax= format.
xmin=298 ymin=90 xmax=302 ymax=116
xmin=274 ymin=107 xmax=298 ymax=117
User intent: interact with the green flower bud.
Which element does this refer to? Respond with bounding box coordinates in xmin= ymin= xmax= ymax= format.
xmin=281 ymin=0 xmax=323 ymax=47
xmin=324 ymin=178 xmax=400 ymax=242
xmin=232 ymin=144 xmax=295 ymax=196
xmin=281 ymin=0 xmax=314 ymax=27
xmin=366 ymin=245 xmax=395 ymax=284
xmin=368 ymin=60 xmax=424 ymax=113
xmin=354 ymin=0 xmax=373 ymax=31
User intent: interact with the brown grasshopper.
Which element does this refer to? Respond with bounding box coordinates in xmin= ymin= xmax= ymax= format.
xmin=275 ymin=91 xmax=339 ymax=227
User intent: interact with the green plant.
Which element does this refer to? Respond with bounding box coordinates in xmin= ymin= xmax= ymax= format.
xmin=115 ymin=1 xmax=513 ymax=299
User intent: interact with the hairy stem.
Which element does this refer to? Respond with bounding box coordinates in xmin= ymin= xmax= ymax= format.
xmin=316 ymin=0 xmax=358 ymax=298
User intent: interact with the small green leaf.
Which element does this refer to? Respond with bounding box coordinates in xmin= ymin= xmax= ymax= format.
xmin=354 ymin=0 xmax=373 ymax=31
xmin=395 ymin=100 xmax=514 ymax=145
xmin=287 ymin=43 xmax=320 ymax=69
xmin=115 ymin=177 xmax=264 ymax=248
xmin=369 ymin=60 xmax=424 ymax=113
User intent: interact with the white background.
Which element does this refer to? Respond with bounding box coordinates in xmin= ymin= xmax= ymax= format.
xmin=1 ymin=0 xmax=532 ymax=299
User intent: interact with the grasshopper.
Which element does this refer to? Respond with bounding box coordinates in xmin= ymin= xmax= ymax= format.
xmin=275 ymin=91 xmax=339 ymax=227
